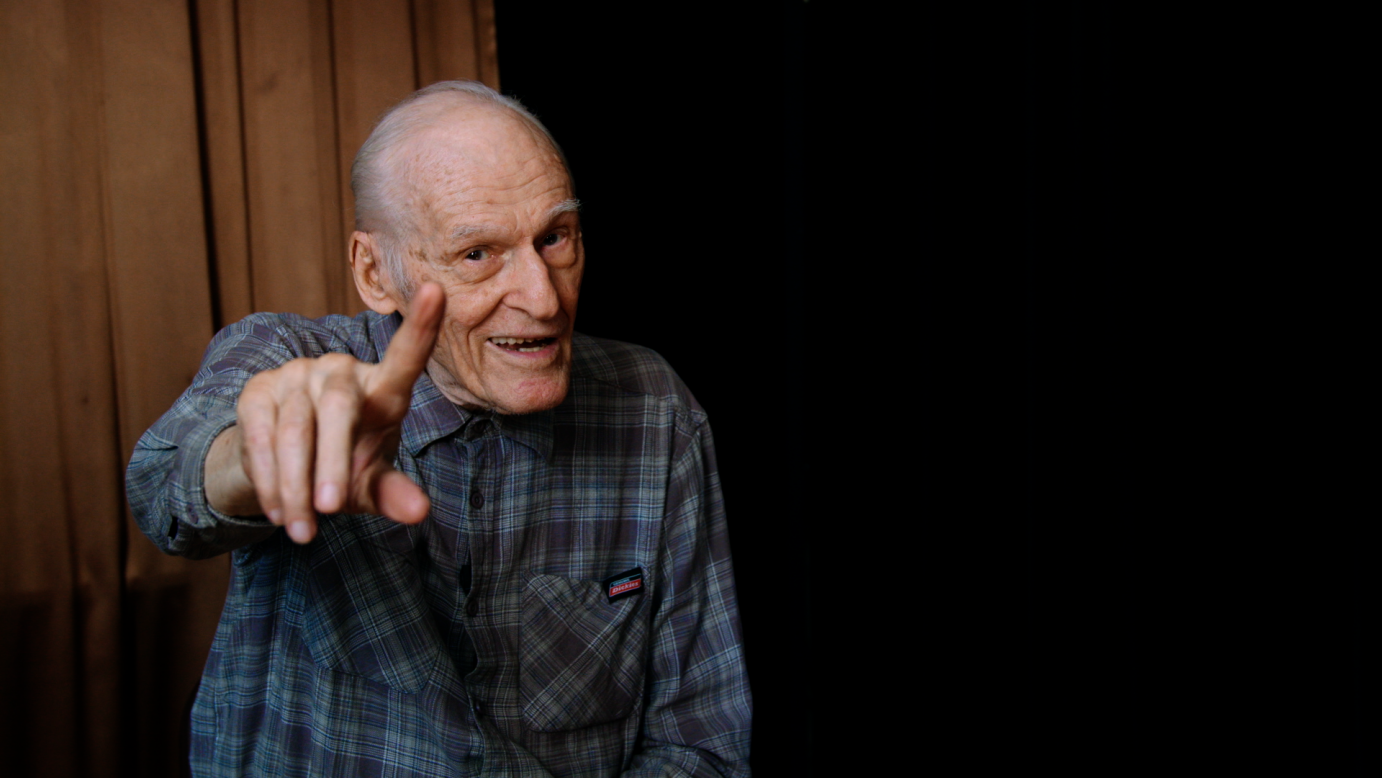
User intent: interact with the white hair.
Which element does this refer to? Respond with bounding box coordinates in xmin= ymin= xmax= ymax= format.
xmin=350 ymin=81 xmax=571 ymax=299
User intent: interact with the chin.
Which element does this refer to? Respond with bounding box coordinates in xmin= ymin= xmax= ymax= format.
xmin=492 ymin=373 xmax=570 ymax=415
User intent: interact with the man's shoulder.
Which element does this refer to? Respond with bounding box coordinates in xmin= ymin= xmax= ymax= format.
xmin=212 ymin=310 xmax=392 ymax=364
xmin=569 ymin=332 xmax=704 ymax=417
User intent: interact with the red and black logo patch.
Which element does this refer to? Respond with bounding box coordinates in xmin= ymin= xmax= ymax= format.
xmin=603 ymin=567 xmax=644 ymax=603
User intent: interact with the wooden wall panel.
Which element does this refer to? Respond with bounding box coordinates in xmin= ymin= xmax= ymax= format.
xmin=99 ymin=0 xmax=217 ymax=491
xmin=193 ymin=0 xmax=254 ymax=327
xmin=0 ymin=4 xmax=107 ymax=772
xmin=331 ymin=0 xmax=418 ymax=317
xmin=414 ymin=0 xmax=477 ymax=84
xmin=473 ymin=0 xmax=501 ymax=87
xmin=412 ymin=0 xmax=499 ymax=87
xmin=96 ymin=1 xmax=231 ymax=776
xmin=1 ymin=2 xmax=134 ymax=775
xmin=237 ymin=0 xmax=342 ymax=318
xmin=42 ymin=3 xmax=127 ymax=768
xmin=0 ymin=1 xmax=501 ymax=775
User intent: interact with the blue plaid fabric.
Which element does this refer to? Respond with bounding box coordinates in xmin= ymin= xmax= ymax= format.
xmin=127 ymin=311 xmax=752 ymax=777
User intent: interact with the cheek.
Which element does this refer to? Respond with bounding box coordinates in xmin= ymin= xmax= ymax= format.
xmin=557 ymin=267 xmax=583 ymax=315
xmin=438 ymin=291 xmax=491 ymax=336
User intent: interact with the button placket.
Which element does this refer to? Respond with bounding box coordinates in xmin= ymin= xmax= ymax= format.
xmin=451 ymin=437 xmax=478 ymax=623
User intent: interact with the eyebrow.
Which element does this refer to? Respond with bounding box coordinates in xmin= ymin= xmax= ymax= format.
xmin=447 ymin=198 xmax=582 ymax=244
xmin=546 ymin=198 xmax=582 ymax=220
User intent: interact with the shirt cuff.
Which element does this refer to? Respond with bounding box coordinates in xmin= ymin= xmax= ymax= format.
xmin=166 ymin=416 xmax=277 ymax=558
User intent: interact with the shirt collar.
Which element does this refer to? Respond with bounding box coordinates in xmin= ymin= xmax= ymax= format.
xmin=372 ymin=312 xmax=555 ymax=462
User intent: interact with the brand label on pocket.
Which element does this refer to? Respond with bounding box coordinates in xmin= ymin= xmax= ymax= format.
xmin=603 ymin=567 xmax=644 ymax=603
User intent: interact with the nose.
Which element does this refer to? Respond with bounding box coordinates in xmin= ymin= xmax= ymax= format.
xmin=502 ymin=245 xmax=562 ymax=321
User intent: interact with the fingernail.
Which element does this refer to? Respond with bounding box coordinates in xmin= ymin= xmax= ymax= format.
xmin=289 ymin=521 xmax=312 ymax=543
xmin=267 ymin=508 xmax=282 ymax=524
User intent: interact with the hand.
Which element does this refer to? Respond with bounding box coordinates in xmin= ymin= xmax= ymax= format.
xmin=205 ymin=283 xmax=445 ymax=543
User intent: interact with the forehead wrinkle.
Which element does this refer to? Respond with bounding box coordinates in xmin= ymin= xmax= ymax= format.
xmin=389 ymin=114 xmax=572 ymax=248
xmin=445 ymin=194 xmax=576 ymax=245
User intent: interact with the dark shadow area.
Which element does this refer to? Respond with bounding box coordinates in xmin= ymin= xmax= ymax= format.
xmin=496 ymin=2 xmax=816 ymax=774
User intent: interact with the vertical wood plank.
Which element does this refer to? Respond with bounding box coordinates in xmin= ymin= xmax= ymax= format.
xmin=330 ymin=0 xmax=416 ymax=317
xmin=412 ymin=0 xmax=480 ymax=85
xmin=237 ymin=0 xmax=342 ymax=317
xmin=98 ymin=0 xmax=218 ymax=550
xmin=193 ymin=0 xmax=254 ymax=327
xmin=473 ymin=0 xmax=500 ymax=89
xmin=307 ymin=0 xmax=353 ymax=316
xmin=48 ymin=4 xmax=127 ymax=770
xmin=0 ymin=2 xmax=112 ymax=771
xmin=0 ymin=0 xmax=180 ymax=773
xmin=1 ymin=1 xmax=503 ymax=776
xmin=96 ymin=1 xmax=230 ymax=776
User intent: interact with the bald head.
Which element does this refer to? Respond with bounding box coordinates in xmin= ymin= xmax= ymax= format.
xmin=351 ymin=81 xmax=571 ymax=296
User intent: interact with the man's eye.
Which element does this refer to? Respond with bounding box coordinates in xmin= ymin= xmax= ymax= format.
xmin=465 ymin=249 xmax=489 ymax=261
xmin=540 ymin=233 xmax=562 ymax=247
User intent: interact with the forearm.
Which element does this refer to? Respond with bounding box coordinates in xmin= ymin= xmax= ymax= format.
xmin=204 ymin=425 xmax=262 ymax=517
xmin=127 ymin=396 xmax=276 ymax=559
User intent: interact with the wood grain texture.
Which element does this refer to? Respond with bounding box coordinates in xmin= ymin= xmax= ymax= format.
xmin=0 ymin=4 xmax=109 ymax=774
xmin=473 ymin=0 xmax=500 ymax=88
xmin=0 ymin=1 xmax=504 ymax=774
xmin=194 ymin=0 xmax=254 ymax=327
xmin=95 ymin=2 xmax=230 ymax=776
xmin=413 ymin=0 xmax=480 ymax=84
xmin=237 ymin=0 xmax=341 ymax=317
xmin=331 ymin=0 xmax=417 ymax=317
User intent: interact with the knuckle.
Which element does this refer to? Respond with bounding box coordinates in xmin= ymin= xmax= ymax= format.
xmin=280 ymin=478 xmax=309 ymax=501
xmin=277 ymin=423 xmax=313 ymax=445
xmin=241 ymin=422 xmax=274 ymax=449
xmin=316 ymin=353 xmax=356 ymax=370
xmin=317 ymin=387 xmax=361 ymax=416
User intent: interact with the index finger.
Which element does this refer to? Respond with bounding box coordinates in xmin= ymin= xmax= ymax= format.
xmin=371 ymin=281 xmax=445 ymax=398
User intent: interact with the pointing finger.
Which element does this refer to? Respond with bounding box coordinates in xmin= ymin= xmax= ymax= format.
xmin=372 ymin=282 xmax=445 ymax=400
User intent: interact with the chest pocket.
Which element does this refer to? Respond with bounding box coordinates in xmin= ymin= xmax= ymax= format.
xmin=520 ymin=572 xmax=651 ymax=732
xmin=297 ymin=516 xmax=443 ymax=694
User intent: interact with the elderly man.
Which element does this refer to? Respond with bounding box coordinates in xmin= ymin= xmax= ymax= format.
xmin=127 ymin=81 xmax=751 ymax=777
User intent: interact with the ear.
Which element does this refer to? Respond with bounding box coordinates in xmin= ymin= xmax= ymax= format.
xmin=350 ymin=231 xmax=400 ymax=315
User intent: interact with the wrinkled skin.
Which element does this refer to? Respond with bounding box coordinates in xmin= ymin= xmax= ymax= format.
xmin=205 ymin=97 xmax=582 ymax=543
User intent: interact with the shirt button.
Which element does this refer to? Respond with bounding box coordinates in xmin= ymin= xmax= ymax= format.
xmin=467 ymin=598 xmax=479 ymax=617
xmin=469 ymin=489 xmax=484 ymax=509
xmin=472 ymin=699 xmax=485 ymax=717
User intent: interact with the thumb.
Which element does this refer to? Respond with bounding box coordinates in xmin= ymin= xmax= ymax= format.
xmin=370 ymin=467 xmax=431 ymax=524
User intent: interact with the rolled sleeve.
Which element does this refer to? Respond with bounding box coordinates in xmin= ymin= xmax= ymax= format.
xmin=127 ymin=397 xmax=274 ymax=559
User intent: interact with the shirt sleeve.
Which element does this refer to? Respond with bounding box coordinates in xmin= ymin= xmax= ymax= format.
xmin=125 ymin=314 xmax=340 ymax=560
xmin=625 ymin=414 xmax=753 ymax=777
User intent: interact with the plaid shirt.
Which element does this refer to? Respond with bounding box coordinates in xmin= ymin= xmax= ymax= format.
xmin=127 ymin=311 xmax=752 ymax=777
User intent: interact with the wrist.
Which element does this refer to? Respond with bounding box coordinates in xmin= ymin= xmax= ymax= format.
xmin=205 ymin=425 xmax=263 ymax=516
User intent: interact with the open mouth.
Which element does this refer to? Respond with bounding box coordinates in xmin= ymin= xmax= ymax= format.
xmin=489 ymin=336 xmax=556 ymax=353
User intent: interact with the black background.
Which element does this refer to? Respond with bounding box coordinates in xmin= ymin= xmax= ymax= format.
xmin=495 ymin=3 xmax=820 ymax=774
xmin=491 ymin=2 xmax=1186 ymax=775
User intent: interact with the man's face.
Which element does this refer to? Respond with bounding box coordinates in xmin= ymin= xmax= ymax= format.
xmin=385 ymin=107 xmax=583 ymax=414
